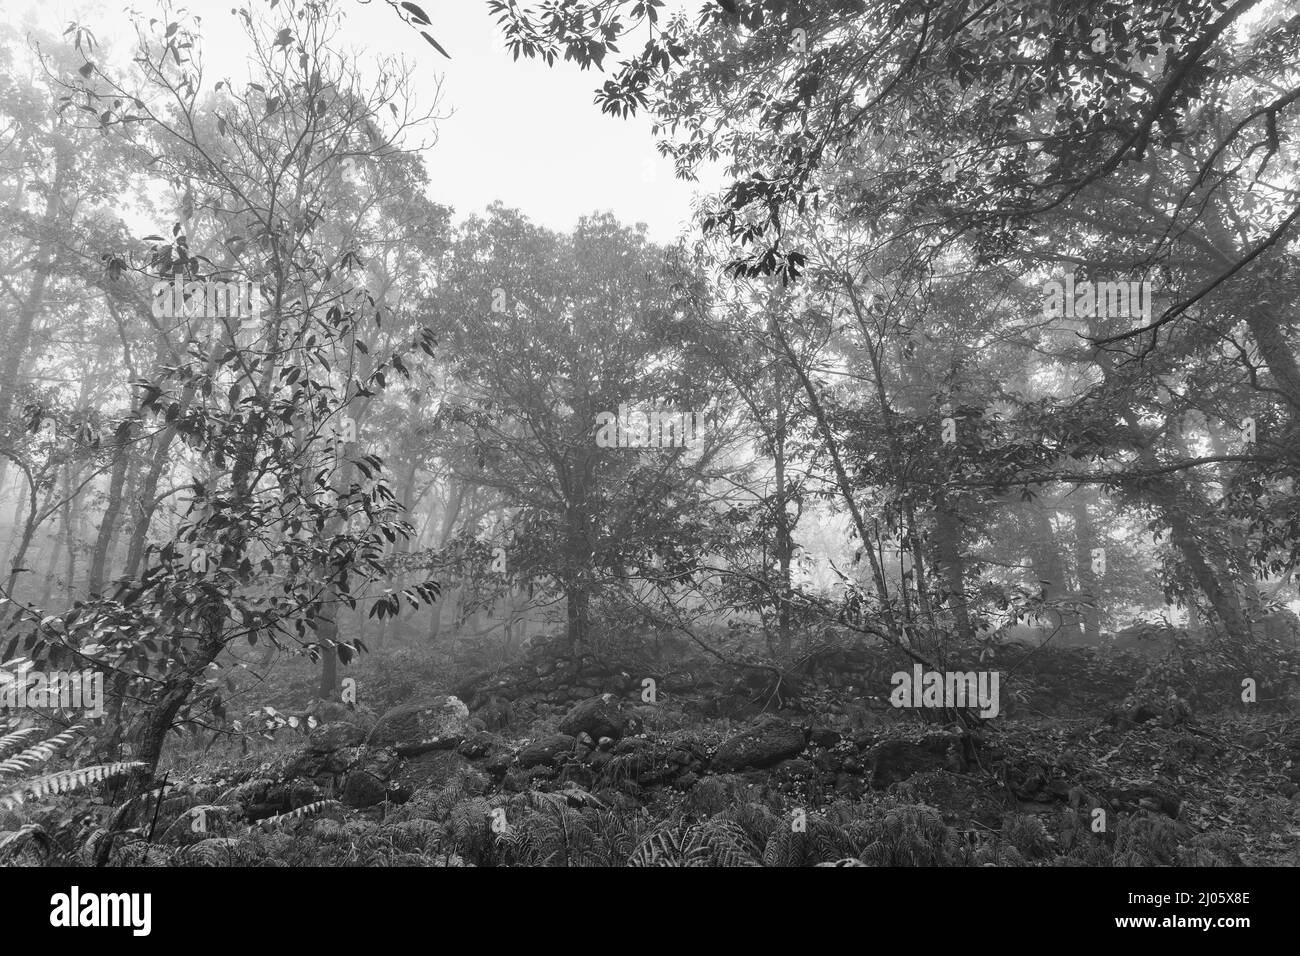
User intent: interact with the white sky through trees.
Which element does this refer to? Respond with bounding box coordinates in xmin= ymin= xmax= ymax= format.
xmin=8 ymin=0 xmax=718 ymax=241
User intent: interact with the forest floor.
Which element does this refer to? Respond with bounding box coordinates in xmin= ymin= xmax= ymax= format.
xmin=82 ymin=628 xmax=1297 ymax=868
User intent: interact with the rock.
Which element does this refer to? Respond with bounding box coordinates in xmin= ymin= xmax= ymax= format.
xmin=558 ymin=695 xmax=628 ymax=741
xmin=612 ymin=736 xmax=655 ymax=757
xmin=814 ymin=751 xmax=841 ymax=773
xmin=1104 ymin=783 xmax=1181 ymax=818
xmin=456 ymin=730 xmax=505 ymax=760
xmin=474 ymin=698 xmax=512 ymax=730
xmin=607 ymin=737 xmax=679 ymax=784
xmin=368 ymin=696 xmax=470 ymax=749
xmin=834 ymin=773 xmax=866 ymax=798
xmin=321 ymin=745 xmax=359 ymax=774
xmin=341 ymin=770 xmax=388 ymax=808
xmin=307 ymin=722 xmax=366 ymax=753
xmin=863 ymin=734 xmax=964 ymax=789
xmin=361 ymin=747 xmax=401 ymax=781
xmin=810 ymin=726 xmax=842 ymax=748
xmin=318 ymin=745 xmax=363 ymax=776
xmin=517 ymin=733 xmax=576 ymax=768
xmin=289 ymin=781 xmax=325 ymax=808
xmin=484 ymin=751 xmax=514 ymax=776
xmin=710 ymin=716 xmax=808 ymax=771
xmin=283 ymin=751 xmax=328 ymax=780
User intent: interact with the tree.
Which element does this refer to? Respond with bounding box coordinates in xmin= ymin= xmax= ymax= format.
xmin=428 ymin=206 xmax=731 ymax=649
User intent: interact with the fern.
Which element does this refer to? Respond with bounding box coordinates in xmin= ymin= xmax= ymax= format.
xmin=177 ymin=838 xmax=253 ymax=866
xmin=1 ymin=761 xmax=143 ymax=810
xmin=690 ymin=817 xmax=762 ymax=867
xmin=0 ymin=724 xmax=87 ymax=778
xmin=0 ymin=823 xmax=54 ymax=865
xmin=256 ymin=799 xmax=342 ymax=830
xmin=859 ymin=804 xmax=961 ymax=866
xmin=629 ymin=821 xmax=691 ymax=867
xmin=0 ymin=727 xmax=41 ymax=762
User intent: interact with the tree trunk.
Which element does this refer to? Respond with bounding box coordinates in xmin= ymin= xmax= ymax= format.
xmin=123 ymin=384 xmax=195 ymax=580
xmin=932 ymin=495 xmax=974 ymax=644
xmin=1069 ymin=486 xmax=1102 ymax=643
xmin=88 ymin=420 xmax=134 ymax=594
xmin=0 ymin=143 xmax=69 ymax=491
xmin=772 ymin=404 xmax=794 ymax=654
xmin=1028 ymin=498 xmax=1077 ymax=642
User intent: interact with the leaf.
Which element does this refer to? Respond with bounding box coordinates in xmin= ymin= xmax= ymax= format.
xmin=420 ymin=31 xmax=450 ymax=58
xmin=401 ymin=2 xmax=431 ymax=25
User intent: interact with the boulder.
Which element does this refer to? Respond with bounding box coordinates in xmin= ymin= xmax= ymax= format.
xmin=307 ymin=721 xmax=366 ymax=753
xmin=341 ymin=770 xmax=388 ymax=809
xmin=809 ymin=726 xmax=842 ymax=749
xmin=863 ymin=734 xmax=965 ymax=789
xmin=558 ymin=695 xmax=628 ymax=741
xmin=517 ymin=733 xmax=576 ymax=768
xmin=368 ymin=696 xmax=470 ymax=750
xmin=710 ymin=716 xmax=808 ymax=771
xmin=1103 ymin=782 xmax=1181 ymax=818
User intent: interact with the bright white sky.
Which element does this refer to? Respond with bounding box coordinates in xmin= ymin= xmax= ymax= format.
xmin=5 ymin=0 xmax=720 ymax=242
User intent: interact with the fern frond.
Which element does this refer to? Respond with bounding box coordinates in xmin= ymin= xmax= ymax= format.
xmin=177 ymin=838 xmax=251 ymax=866
xmin=256 ymin=799 xmax=341 ymax=830
xmin=0 ymin=823 xmax=53 ymax=864
xmin=215 ymin=778 xmax=275 ymax=807
xmin=629 ymin=821 xmax=688 ymax=867
xmin=0 ymin=727 xmax=41 ymax=762
xmin=0 ymin=760 xmax=143 ymax=810
xmin=0 ymin=724 xmax=85 ymax=779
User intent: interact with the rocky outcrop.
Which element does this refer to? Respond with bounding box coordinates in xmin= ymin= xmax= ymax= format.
xmin=517 ymin=734 xmax=577 ymax=768
xmin=863 ymin=733 xmax=969 ymax=789
xmin=558 ymin=695 xmax=628 ymax=741
xmin=367 ymin=696 xmax=470 ymax=752
xmin=711 ymin=717 xmax=807 ymax=771
xmin=307 ymin=721 xmax=367 ymax=753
